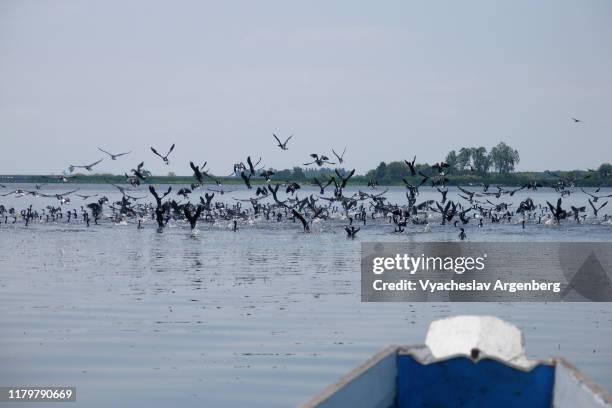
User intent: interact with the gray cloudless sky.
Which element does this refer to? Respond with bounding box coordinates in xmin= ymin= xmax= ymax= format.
xmin=1 ymin=0 xmax=611 ymax=175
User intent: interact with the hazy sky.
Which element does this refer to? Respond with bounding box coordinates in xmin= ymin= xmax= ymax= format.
xmin=1 ymin=0 xmax=611 ymax=176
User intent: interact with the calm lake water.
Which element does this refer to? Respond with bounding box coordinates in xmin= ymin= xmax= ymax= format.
xmin=1 ymin=184 xmax=611 ymax=407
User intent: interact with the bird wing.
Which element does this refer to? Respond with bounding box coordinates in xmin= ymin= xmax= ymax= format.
xmin=458 ymin=186 xmax=472 ymax=196
xmin=588 ymin=199 xmax=596 ymax=212
xmin=273 ymin=134 xmax=282 ymax=145
xmin=247 ymin=156 xmax=255 ymax=174
xmin=292 ymin=209 xmax=308 ymax=228
xmin=167 ymin=144 xmax=175 ymax=155
xmin=240 ymin=171 xmax=252 ymax=189
xmin=98 ymin=147 xmax=112 ymax=156
xmin=149 ymin=186 xmax=160 ymax=200
xmin=150 ymin=147 xmax=162 ymax=158
xmin=342 ymin=169 xmax=356 ymax=187
xmin=581 ymin=188 xmax=595 ymax=198
xmin=189 ymin=161 xmax=200 ymax=176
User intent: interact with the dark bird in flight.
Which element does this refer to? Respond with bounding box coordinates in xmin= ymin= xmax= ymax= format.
xmin=97 ymin=147 xmax=131 ymax=160
xmin=246 ymin=156 xmax=262 ymax=176
xmin=183 ymin=204 xmax=203 ymax=230
xmin=255 ymin=186 xmax=269 ymax=197
xmin=291 ymin=209 xmax=310 ymax=232
xmin=332 ymin=147 xmax=347 ymax=164
xmin=285 ymin=182 xmax=301 ymax=195
xmin=240 ymin=171 xmax=252 ymax=189
xmin=458 ymin=186 xmax=480 ymax=202
xmin=345 ymin=225 xmax=360 ymax=238
xmin=570 ymin=205 xmax=586 ymax=221
xmin=149 ymin=186 xmax=172 ymax=228
xmin=589 ymin=199 xmax=608 ymax=217
xmin=130 ymin=162 xmax=148 ymax=182
xmin=458 ymin=228 xmax=467 ymax=240
xmin=431 ymin=162 xmax=449 ymax=175
xmin=417 ymin=170 xmax=430 ymax=187
xmin=260 ymin=169 xmax=275 ymax=182
xmin=177 ymin=188 xmax=191 ymax=198
xmin=581 ymin=188 xmax=612 ymax=203
xmin=404 ymin=156 xmax=417 ymax=176
xmin=335 ymin=169 xmax=356 ymax=189
xmin=507 ymin=185 xmax=526 ymax=196
xmin=44 ymin=174 xmax=76 ymax=183
xmin=151 ymin=144 xmax=175 ymax=165
xmin=304 ymin=154 xmax=335 ymax=167
xmin=273 ymin=134 xmax=293 ymax=150
xmin=547 ymin=198 xmax=567 ymax=224
xmin=268 ymin=184 xmax=286 ymax=206
xmin=402 ymin=179 xmax=419 ymax=198
xmin=76 ymin=193 xmax=99 ymax=200
xmin=312 ymin=177 xmax=335 ymax=194
xmin=69 ymin=158 xmax=103 ymax=173
xmin=38 ymin=189 xmax=79 ymax=201
xmin=571 ymin=117 xmax=583 ymax=123
xmin=190 ymin=161 xmax=211 ymax=184
xmin=437 ymin=187 xmax=448 ymax=204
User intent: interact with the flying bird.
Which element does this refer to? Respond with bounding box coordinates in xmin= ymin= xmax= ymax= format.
xmin=68 ymin=159 xmax=103 ymax=173
xmin=335 ymin=169 xmax=356 ymax=189
xmin=292 ymin=209 xmax=310 ymax=232
xmin=97 ymin=147 xmax=131 ymax=160
xmin=151 ymin=144 xmax=175 ymax=165
xmin=332 ymin=147 xmax=347 ymax=164
xmin=312 ymin=177 xmax=335 ymax=194
xmin=404 ymin=156 xmax=417 ymax=176
xmin=589 ymin=199 xmax=608 ymax=217
xmin=273 ymin=134 xmax=293 ymax=150
xmin=304 ymin=154 xmax=335 ymax=167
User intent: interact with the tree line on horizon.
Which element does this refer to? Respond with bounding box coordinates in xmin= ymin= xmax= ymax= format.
xmin=2 ymin=141 xmax=610 ymax=187
xmin=361 ymin=142 xmax=611 ymax=185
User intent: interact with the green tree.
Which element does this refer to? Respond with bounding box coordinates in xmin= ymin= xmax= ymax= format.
xmin=598 ymin=163 xmax=612 ymax=181
xmin=374 ymin=162 xmax=388 ymax=180
xmin=471 ymin=147 xmax=490 ymax=175
xmin=292 ymin=166 xmax=305 ymax=180
xmin=445 ymin=150 xmax=458 ymax=174
xmin=274 ymin=168 xmax=292 ymax=179
xmin=387 ymin=161 xmax=409 ymax=180
xmin=489 ymin=142 xmax=520 ymax=174
xmin=457 ymin=147 xmax=471 ymax=171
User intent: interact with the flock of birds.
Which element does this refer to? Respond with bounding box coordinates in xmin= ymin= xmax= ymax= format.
xmin=0 ymin=129 xmax=611 ymax=240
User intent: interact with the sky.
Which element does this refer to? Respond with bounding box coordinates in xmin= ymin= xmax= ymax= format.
xmin=1 ymin=0 xmax=611 ymax=176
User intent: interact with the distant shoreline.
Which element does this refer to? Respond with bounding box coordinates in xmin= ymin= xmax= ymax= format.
xmin=0 ymin=171 xmax=607 ymax=187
